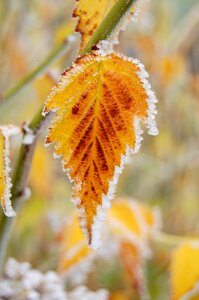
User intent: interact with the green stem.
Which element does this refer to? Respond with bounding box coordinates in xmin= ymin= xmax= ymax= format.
xmin=0 ymin=0 xmax=137 ymax=271
xmin=0 ymin=39 xmax=73 ymax=105
xmin=81 ymin=0 xmax=137 ymax=55
xmin=152 ymin=232 xmax=199 ymax=249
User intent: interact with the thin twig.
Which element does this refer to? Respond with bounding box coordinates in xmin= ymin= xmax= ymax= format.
xmin=0 ymin=37 xmax=75 ymax=106
xmin=0 ymin=113 xmax=51 ymax=270
xmin=168 ymin=2 xmax=199 ymax=54
xmin=151 ymin=232 xmax=199 ymax=249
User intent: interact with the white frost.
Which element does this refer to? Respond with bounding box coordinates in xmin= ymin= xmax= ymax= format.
xmin=131 ymin=58 xmax=159 ymax=136
xmin=1 ymin=258 xmax=109 ymax=300
xmin=68 ymin=286 xmax=109 ymax=300
xmin=22 ymin=123 xmax=35 ymax=145
xmin=0 ymin=125 xmax=21 ymax=217
xmin=23 ymin=133 xmax=35 ymax=145
xmin=96 ymin=0 xmax=150 ymax=54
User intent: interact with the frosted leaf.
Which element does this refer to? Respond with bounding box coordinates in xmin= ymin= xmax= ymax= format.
xmin=0 ymin=125 xmax=21 ymax=217
xmin=43 ymin=52 xmax=158 ymax=249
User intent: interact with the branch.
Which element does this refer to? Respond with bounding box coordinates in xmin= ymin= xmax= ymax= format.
xmin=151 ymin=232 xmax=199 ymax=249
xmin=0 ymin=0 xmax=137 ymax=271
xmin=0 ymin=37 xmax=76 ymax=106
xmin=81 ymin=0 xmax=137 ymax=55
xmin=168 ymin=2 xmax=199 ymax=54
xmin=0 ymin=112 xmax=50 ymax=270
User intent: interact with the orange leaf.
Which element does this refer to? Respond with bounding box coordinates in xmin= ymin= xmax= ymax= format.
xmin=0 ymin=125 xmax=20 ymax=217
xmin=43 ymin=52 xmax=158 ymax=248
xmin=170 ymin=242 xmax=199 ymax=300
xmin=73 ymin=0 xmax=136 ymax=51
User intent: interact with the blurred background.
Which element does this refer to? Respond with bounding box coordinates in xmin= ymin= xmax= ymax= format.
xmin=0 ymin=0 xmax=199 ymax=299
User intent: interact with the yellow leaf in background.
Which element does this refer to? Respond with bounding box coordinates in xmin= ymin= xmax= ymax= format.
xmin=73 ymin=0 xmax=136 ymax=50
xmin=43 ymin=52 xmax=158 ymax=248
xmin=0 ymin=125 xmax=20 ymax=217
xmin=108 ymin=200 xmax=141 ymax=237
xmin=139 ymin=203 xmax=160 ymax=230
xmin=58 ymin=213 xmax=90 ymax=273
xmin=58 ymin=198 xmax=160 ymax=274
xmin=170 ymin=243 xmax=199 ymax=300
xmin=34 ymin=73 xmax=56 ymax=103
xmin=108 ymin=198 xmax=160 ymax=247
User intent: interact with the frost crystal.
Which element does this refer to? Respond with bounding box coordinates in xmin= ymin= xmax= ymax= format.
xmin=22 ymin=123 xmax=35 ymax=145
xmin=100 ymin=0 xmax=150 ymax=51
xmin=132 ymin=58 xmax=159 ymax=136
xmin=23 ymin=133 xmax=35 ymax=145
xmin=97 ymin=40 xmax=114 ymax=56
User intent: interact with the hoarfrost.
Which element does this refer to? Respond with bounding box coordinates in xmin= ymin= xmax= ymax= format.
xmin=1 ymin=258 xmax=109 ymax=300
xmin=97 ymin=40 xmax=114 ymax=56
xmin=1 ymin=258 xmax=68 ymax=300
xmin=43 ymin=52 xmax=158 ymax=249
xmin=0 ymin=125 xmax=21 ymax=217
xmin=131 ymin=58 xmax=159 ymax=136
xmin=2 ymin=134 xmax=16 ymax=217
xmin=22 ymin=123 xmax=35 ymax=145
xmin=68 ymin=286 xmax=109 ymax=300
xmin=23 ymin=133 xmax=35 ymax=145
xmin=97 ymin=0 xmax=150 ymax=54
